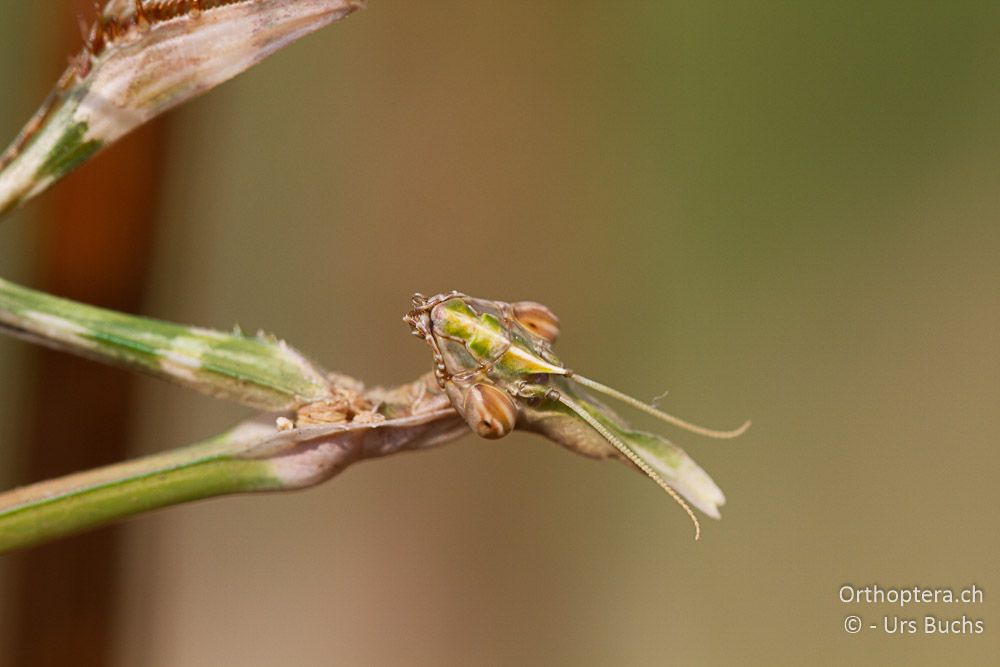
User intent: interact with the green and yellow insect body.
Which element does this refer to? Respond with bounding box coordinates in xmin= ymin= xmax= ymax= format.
xmin=433 ymin=294 xmax=561 ymax=373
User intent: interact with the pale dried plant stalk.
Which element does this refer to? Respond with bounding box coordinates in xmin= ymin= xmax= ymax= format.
xmin=0 ymin=0 xmax=366 ymax=214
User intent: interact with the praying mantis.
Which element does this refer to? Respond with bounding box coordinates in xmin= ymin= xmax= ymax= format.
xmin=405 ymin=291 xmax=749 ymax=539
xmin=0 ymin=0 xmax=749 ymax=552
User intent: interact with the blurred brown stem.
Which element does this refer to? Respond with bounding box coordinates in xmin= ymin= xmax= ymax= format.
xmin=0 ymin=2 xmax=169 ymax=661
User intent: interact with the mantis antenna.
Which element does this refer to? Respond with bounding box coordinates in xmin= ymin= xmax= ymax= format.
xmin=570 ymin=374 xmax=751 ymax=439
xmin=553 ymin=389 xmax=702 ymax=541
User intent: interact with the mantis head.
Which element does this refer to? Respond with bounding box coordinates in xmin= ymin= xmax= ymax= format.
xmin=404 ymin=291 xmax=749 ymax=539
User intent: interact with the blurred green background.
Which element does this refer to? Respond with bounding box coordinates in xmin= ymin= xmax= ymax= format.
xmin=1 ymin=1 xmax=998 ymax=664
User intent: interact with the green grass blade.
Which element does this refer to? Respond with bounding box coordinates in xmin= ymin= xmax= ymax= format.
xmin=0 ymin=430 xmax=280 ymax=553
xmin=0 ymin=277 xmax=333 ymax=410
xmin=0 ymin=402 xmax=466 ymax=553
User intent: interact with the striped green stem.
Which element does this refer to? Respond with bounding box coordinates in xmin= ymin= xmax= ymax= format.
xmin=0 ymin=277 xmax=333 ymax=410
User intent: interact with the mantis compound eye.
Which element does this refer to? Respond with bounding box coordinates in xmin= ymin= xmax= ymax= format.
xmin=511 ymin=301 xmax=560 ymax=343
xmin=462 ymin=383 xmax=518 ymax=439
